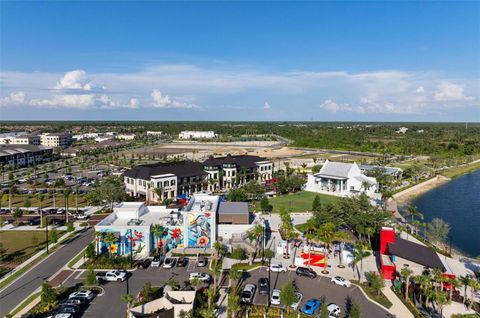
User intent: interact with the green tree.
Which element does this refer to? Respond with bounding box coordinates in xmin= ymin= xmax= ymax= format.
xmin=84 ymin=266 xmax=97 ymax=286
xmin=24 ymin=197 xmax=31 ymax=209
xmin=40 ymin=281 xmax=58 ymax=311
xmin=85 ymin=242 xmax=96 ymax=259
xmin=166 ymin=278 xmax=180 ymax=290
xmin=141 ymin=282 xmax=154 ymax=303
xmin=280 ymin=280 xmax=297 ymax=311
xmin=49 ymin=229 xmax=58 ymax=243
xmin=317 ymin=222 xmax=336 ymax=274
xmin=12 ymin=207 xmax=23 ymax=220
xmin=406 ymin=204 xmax=424 ymax=234
xmin=426 ymin=218 xmax=450 ymax=248
xmin=121 ymin=294 xmax=136 ymax=315
xmin=152 ymin=224 xmax=165 ymax=255
xmin=351 ymin=243 xmax=371 ymax=283
xmin=366 ymin=271 xmax=385 ymax=296
xmin=87 ymin=176 xmax=126 ymax=209
xmin=228 ymin=188 xmax=247 ymax=202
xmin=312 ymin=194 xmax=322 ymax=212
xmin=319 ymin=298 xmax=329 ymax=318
xmin=66 ymin=221 xmax=75 ymax=232
xmin=350 ymin=302 xmax=361 ymax=318
xmin=400 ymin=267 xmax=413 ymax=299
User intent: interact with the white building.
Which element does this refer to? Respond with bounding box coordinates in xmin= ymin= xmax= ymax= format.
xmin=396 ymin=127 xmax=409 ymax=134
xmin=40 ymin=133 xmax=72 ymax=148
xmin=146 ymin=131 xmax=163 ymax=136
xmin=129 ymin=290 xmax=196 ymax=318
xmin=116 ymin=134 xmax=136 ymax=140
xmin=178 ymin=131 xmax=216 ymax=139
xmin=0 ymin=132 xmax=40 ymax=145
xmin=305 ymin=160 xmax=378 ymax=197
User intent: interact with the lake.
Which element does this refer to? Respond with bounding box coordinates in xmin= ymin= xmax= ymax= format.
xmin=411 ymin=169 xmax=480 ymax=258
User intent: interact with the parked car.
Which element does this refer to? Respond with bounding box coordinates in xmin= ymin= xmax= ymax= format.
xmin=75 ymin=213 xmax=89 ymax=220
xmin=296 ymin=266 xmax=317 ymax=278
xmin=327 ymin=303 xmax=341 ymax=317
xmin=54 ymin=313 xmax=74 ymax=318
xmin=151 ymin=256 xmax=163 ymax=267
xmin=189 ymin=272 xmax=211 ymax=282
xmin=135 ymin=258 xmax=151 ymax=269
xmin=57 ymin=208 xmax=66 ymax=214
xmin=331 ymin=276 xmax=351 ymax=287
xmin=96 ymin=270 xmax=127 ymax=282
xmin=55 ymin=305 xmax=80 ymax=316
xmin=163 ymin=257 xmax=176 ymax=268
xmin=240 ymin=284 xmax=256 ymax=304
xmin=197 ymin=256 xmax=208 ymax=267
xmin=270 ymin=289 xmax=281 ymax=305
xmin=60 ymin=298 xmax=85 ymax=307
xmin=69 ymin=290 xmax=95 ymax=301
xmin=267 ymin=263 xmax=287 ymax=273
xmin=258 ymin=277 xmax=269 ymax=295
xmin=291 ymin=292 xmax=303 ymax=310
xmin=177 ymin=257 xmax=188 ymax=267
xmin=301 ymin=299 xmax=321 ymax=316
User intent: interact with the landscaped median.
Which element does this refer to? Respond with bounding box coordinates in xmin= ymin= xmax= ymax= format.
xmin=351 ymin=280 xmax=393 ymax=309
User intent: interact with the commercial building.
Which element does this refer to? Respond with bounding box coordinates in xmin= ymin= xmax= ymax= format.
xmin=124 ymin=155 xmax=274 ymax=202
xmin=305 ymin=160 xmax=378 ymax=197
xmin=146 ymin=131 xmax=163 ymax=136
xmin=0 ymin=132 xmax=40 ymax=145
xmin=0 ymin=144 xmax=53 ymax=168
xmin=95 ymin=194 xmax=256 ymax=257
xmin=40 ymin=132 xmax=72 ymax=148
xmin=178 ymin=131 xmax=216 ymax=139
xmin=116 ymin=134 xmax=136 ymax=140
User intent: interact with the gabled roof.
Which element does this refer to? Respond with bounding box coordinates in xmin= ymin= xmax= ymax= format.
xmin=388 ymin=237 xmax=446 ymax=271
xmin=203 ymin=154 xmax=267 ymax=169
xmin=124 ymin=160 xmax=205 ymax=180
xmin=316 ymin=160 xmax=354 ymax=178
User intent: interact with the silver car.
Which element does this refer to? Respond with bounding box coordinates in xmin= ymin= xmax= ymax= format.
xmin=241 ymin=284 xmax=256 ymax=304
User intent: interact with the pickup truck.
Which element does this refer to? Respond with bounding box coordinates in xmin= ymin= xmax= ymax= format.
xmin=95 ymin=270 xmax=127 ymax=282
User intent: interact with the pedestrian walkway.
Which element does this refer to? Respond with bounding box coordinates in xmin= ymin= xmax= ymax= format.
xmin=216 ymin=287 xmax=228 ymax=318
xmin=382 ymin=281 xmax=414 ymax=318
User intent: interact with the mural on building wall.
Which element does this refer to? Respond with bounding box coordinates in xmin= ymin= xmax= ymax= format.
xmin=187 ymin=212 xmax=212 ymax=248
xmin=151 ymin=226 xmax=184 ymax=254
xmin=98 ymin=229 xmax=147 ymax=257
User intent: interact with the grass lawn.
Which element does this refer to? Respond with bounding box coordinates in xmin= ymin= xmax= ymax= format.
xmin=0 ymin=230 xmax=65 ymax=267
xmin=255 ymin=191 xmax=339 ymax=213
xmin=440 ymin=161 xmax=480 ymax=179
xmin=4 ymin=194 xmax=88 ymax=209
xmin=231 ymin=262 xmax=263 ymax=272
xmin=352 ymin=280 xmax=393 ymax=309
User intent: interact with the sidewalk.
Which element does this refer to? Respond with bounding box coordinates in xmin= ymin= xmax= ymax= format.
xmin=382 ymin=281 xmax=414 ymax=318
xmin=216 ymin=287 xmax=228 ymax=318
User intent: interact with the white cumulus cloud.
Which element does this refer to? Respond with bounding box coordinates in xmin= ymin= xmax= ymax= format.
xmin=0 ymin=91 xmax=27 ymax=106
xmin=415 ymin=86 xmax=425 ymax=93
xmin=434 ymin=82 xmax=475 ymax=102
xmin=264 ymin=101 xmax=271 ymax=109
xmin=53 ymin=70 xmax=93 ymax=91
xmin=151 ymin=89 xmax=195 ymax=108
xmin=129 ymin=98 xmax=139 ymax=109
xmin=30 ymin=94 xmax=95 ymax=109
xmin=320 ymin=99 xmax=352 ymax=112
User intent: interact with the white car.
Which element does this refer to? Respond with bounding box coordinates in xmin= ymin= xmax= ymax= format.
xmin=327 ymin=303 xmax=341 ymax=318
xmin=163 ymin=257 xmax=176 ymax=268
xmin=53 ymin=314 xmax=74 ymax=318
xmin=267 ymin=263 xmax=287 ymax=273
xmin=68 ymin=290 xmax=95 ymax=300
xmin=240 ymin=284 xmax=256 ymax=304
xmin=151 ymin=256 xmax=162 ymax=267
xmin=96 ymin=270 xmax=127 ymax=282
xmin=189 ymin=272 xmax=211 ymax=282
xmin=291 ymin=292 xmax=303 ymax=310
xmin=270 ymin=289 xmax=281 ymax=305
xmin=331 ymin=276 xmax=351 ymax=287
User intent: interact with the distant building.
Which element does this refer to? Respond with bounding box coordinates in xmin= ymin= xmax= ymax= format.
xmin=116 ymin=134 xmax=136 ymax=141
xmin=178 ymin=130 xmax=216 ymax=139
xmin=124 ymin=155 xmax=274 ymax=202
xmin=396 ymin=127 xmax=408 ymax=134
xmin=305 ymin=160 xmax=378 ymax=197
xmin=146 ymin=131 xmax=163 ymax=136
xmin=41 ymin=132 xmax=72 ymax=148
xmin=0 ymin=132 xmax=40 ymax=145
xmin=359 ymin=164 xmax=403 ymax=180
xmin=0 ymin=144 xmax=53 ymax=168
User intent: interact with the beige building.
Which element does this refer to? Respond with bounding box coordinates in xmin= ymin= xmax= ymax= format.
xmin=12 ymin=135 xmax=41 ymax=145
xmin=40 ymin=133 xmax=72 ymax=148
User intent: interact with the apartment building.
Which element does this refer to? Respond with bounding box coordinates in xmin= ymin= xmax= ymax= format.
xmin=40 ymin=133 xmax=72 ymax=148
xmin=178 ymin=130 xmax=216 ymax=139
xmin=12 ymin=135 xmax=41 ymax=145
xmin=0 ymin=145 xmax=53 ymax=168
xmin=124 ymin=155 xmax=274 ymax=202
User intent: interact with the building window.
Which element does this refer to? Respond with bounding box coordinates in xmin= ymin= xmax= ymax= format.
xmin=164 ymin=181 xmax=169 ymax=187
xmin=171 ymin=180 xmax=176 ymax=186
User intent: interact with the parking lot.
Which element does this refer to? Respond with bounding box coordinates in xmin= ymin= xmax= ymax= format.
xmin=63 ymin=257 xmax=216 ymax=318
xmin=61 ymin=258 xmax=390 ymax=318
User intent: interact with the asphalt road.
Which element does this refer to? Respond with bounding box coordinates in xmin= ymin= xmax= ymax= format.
xmin=0 ymin=228 xmax=94 ymax=317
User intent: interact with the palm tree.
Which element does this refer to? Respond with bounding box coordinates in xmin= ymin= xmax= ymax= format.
xmin=213 ymin=241 xmax=225 ymax=263
xmin=9 ymin=185 xmax=16 ymax=210
xmin=335 ymin=230 xmax=350 ymax=268
xmin=458 ymin=275 xmax=471 ymax=304
xmin=407 ymin=205 xmax=424 ymax=234
xmin=467 ymin=278 xmax=480 ymax=310
xmin=380 ymin=188 xmax=393 ymax=208
xmin=228 ymin=268 xmax=242 ymax=292
xmin=74 ymin=185 xmax=80 ymax=214
xmin=152 ymin=224 xmax=165 ymax=255
xmin=95 ymin=231 xmax=104 ymax=255
xmin=190 ymin=277 xmax=202 ymax=291
xmin=435 ymin=291 xmax=450 ymax=316
xmin=121 ymin=294 xmax=135 ymax=315
xmin=211 ymin=259 xmax=222 ymax=295
xmin=447 ymin=277 xmax=461 ymax=300
xmin=351 ymin=243 xmax=371 ymax=283
xmin=63 ymin=189 xmax=72 ymax=223
xmin=431 ymin=267 xmax=443 ymax=292
xmin=400 ymin=267 xmax=413 ymax=299
xmin=317 ymin=222 xmax=336 ymax=274
xmin=36 ymin=194 xmax=45 ymax=227
xmin=361 ymin=181 xmax=371 ymax=193
xmin=153 ymin=186 xmax=163 ymax=203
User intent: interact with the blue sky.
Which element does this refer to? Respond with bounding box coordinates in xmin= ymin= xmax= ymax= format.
xmin=1 ymin=1 xmax=479 ymax=121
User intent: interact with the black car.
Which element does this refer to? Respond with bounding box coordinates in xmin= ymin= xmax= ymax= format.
xmin=296 ymin=266 xmax=317 ymax=279
xmin=258 ymin=277 xmax=269 ymax=295
xmin=177 ymin=257 xmax=188 ymax=267
xmin=56 ymin=304 xmax=80 ymax=316
xmin=197 ymin=257 xmax=208 ymax=267
xmin=135 ymin=258 xmax=152 ymax=269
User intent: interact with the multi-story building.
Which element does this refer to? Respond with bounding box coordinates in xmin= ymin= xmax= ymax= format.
xmin=40 ymin=133 xmax=72 ymax=148
xmin=178 ymin=130 xmax=216 ymax=139
xmin=12 ymin=135 xmax=41 ymax=145
xmin=0 ymin=145 xmax=53 ymax=168
xmin=146 ymin=131 xmax=163 ymax=136
xmin=124 ymin=155 xmax=274 ymax=202
xmin=116 ymin=134 xmax=136 ymax=140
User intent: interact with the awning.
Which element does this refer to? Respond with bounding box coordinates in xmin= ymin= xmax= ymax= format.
xmin=388 ymin=237 xmax=446 ymax=271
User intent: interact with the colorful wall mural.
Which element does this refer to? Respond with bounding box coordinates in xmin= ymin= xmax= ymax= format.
xmin=187 ymin=212 xmax=213 ymax=248
xmin=98 ymin=228 xmax=148 ymax=257
xmin=151 ymin=226 xmax=184 ymax=254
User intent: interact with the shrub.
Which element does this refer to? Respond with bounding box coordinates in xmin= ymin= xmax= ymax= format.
xmin=84 ymin=266 xmax=96 ymax=286
xmin=66 ymin=222 xmax=75 ymax=232
xmin=49 ymin=229 xmax=58 ymax=243
xmin=85 ymin=243 xmax=96 ymax=259
xmin=230 ymin=247 xmax=247 ymax=260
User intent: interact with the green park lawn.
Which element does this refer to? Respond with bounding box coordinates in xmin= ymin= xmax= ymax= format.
xmin=254 ymin=191 xmax=339 ymax=213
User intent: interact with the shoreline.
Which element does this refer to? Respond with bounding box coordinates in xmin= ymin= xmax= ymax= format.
xmin=393 ymin=175 xmax=451 ymax=208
